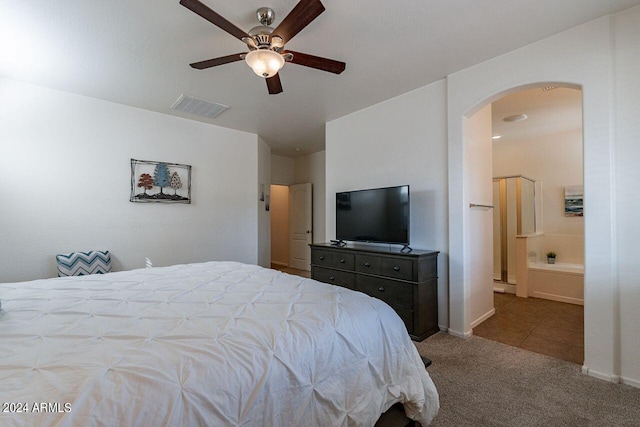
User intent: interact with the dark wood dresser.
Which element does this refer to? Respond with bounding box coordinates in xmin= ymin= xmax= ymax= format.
xmin=310 ymin=243 xmax=439 ymax=341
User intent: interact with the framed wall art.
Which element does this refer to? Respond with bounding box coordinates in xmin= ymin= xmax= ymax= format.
xmin=130 ymin=159 xmax=192 ymax=204
xmin=564 ymin=185 xmax=583 ymax=217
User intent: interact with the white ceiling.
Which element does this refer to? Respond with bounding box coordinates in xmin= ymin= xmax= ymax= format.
xmin=492 ymin=87 xmax=583 ymax=144
xmin=1 ymin=1 xmax=639 ymax=157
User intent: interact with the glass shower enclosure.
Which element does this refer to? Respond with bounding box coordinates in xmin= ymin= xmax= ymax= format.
xmin=492 ymin=176 xmax=536 ymax=285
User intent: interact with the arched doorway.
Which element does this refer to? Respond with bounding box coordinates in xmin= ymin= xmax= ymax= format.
xmin=446 ymin=30 xmax=618 ymax=380
xmin=467 ymin=85 xmax=585 ymax=364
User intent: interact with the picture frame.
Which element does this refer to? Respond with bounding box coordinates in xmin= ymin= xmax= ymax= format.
xmin=130 ymin=158 xmax=192 ymax=204
xmin=564 ymin=185 xmax=583 ymax=217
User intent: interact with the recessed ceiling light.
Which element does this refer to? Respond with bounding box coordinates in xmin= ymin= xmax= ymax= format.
xmin=492 ymin=134 xmax=502 ymax=140
xmin=503 ymin=114 xmax=528 ymax=123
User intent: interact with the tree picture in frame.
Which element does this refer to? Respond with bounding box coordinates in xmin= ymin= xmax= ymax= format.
xmin=130 ymin=159 xmax=192 ymax=204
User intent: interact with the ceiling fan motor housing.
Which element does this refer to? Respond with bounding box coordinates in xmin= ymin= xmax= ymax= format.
xmin=256 ymin=7 xmax=275 ymax=26
xmin=247 ymin=24 xmax=283 ymax=51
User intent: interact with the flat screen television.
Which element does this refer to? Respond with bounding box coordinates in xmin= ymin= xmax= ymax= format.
xmin=336 ymin=185 xmax=410 ymax=245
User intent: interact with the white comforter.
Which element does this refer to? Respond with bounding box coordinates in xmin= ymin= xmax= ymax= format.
xmin=0 ymin=261 xmax=439 ymax=426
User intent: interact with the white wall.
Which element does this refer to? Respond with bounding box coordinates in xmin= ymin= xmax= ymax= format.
xmin=493 ymin=129 xmax=584 ymax=236
xmin=326 ymin=81 xmax=450 ymax=329
xmin=257 ymin=137 xmax=271 ymax=268
xmin=465 ymin=104 xmax=495 ymax=328
xmin=0 ymin=77 xmax=261 ymax=282
xmin=271 ymin=155 xmax=295 ymax=185
xmin=325 ymin=6 xmax=640 ymax=387
xmin=447 ymin=15 xmax=618 ymax=382
xmin=614 ymin=5 xmax=640 ymax=387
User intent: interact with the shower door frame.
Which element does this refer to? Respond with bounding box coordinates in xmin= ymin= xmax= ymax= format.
xmin=493 ymin=175 xmax=537 ymax=284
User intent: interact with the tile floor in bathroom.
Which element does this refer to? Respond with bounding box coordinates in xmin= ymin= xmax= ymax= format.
xmin=473 ymin=292 xmax=584 ymax=364
xmin=274 ymin=265 xmax=584 ymax=365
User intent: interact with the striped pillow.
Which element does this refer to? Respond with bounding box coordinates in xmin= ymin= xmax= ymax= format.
xmin=56 ymin=250 xmax=112 ymax=277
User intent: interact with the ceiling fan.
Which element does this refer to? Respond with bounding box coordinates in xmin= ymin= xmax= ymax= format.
xmin=179 ymin=0 xmax=346 ymax=94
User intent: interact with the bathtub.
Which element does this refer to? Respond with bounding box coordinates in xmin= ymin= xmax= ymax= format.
xmin=527 ymin=262 xmax=584 ymax=305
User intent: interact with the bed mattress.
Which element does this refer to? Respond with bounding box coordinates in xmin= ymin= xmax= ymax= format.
xmin=0 ymin=261 xmax=438 ymax=426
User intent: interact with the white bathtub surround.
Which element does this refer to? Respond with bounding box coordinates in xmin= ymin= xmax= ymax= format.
xmin=515 ymin=234 xmax=584 ymax=305
xmin=528 ymin=262 xmax=584 ymax=305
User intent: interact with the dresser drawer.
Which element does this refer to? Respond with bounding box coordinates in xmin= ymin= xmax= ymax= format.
xmin=312 ymin=267 xmax=355 ymax=290
xmin=333 ymin=253 xmax=355 ymax=270
xmin=312 ymin=250 xmax=335 ymax=267
xmin=312 ymin=250 xmax=355 ymax=270
xmin=382 ymin=258 xmax=413 ymax=281
xmin=356 ymin=276 xmax=414 ymax=309
xmin=355 ymin=254 xmax=382 ymax=275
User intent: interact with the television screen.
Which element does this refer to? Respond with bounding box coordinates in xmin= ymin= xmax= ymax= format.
xmin=336 ymin=185 xmax=410 ymax=245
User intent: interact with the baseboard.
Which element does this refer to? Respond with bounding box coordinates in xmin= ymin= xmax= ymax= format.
xmin=270 ymin=261 xmax=288 ymax=267
xmin=620 ymin=376 xmax=640 ymax=389
xmin=530 ymin=290 xmax=583 ymax=306
xmin=581 ymin=366 xmax=620 ymax=384
xmin=447 ymin=328 xmax=473 ymax=338
xmin=438 ymin=325 xmax=448 ymax=333
xmin=581 ymin=367 xmax=640 ymax=389
xmin=471 ymin=308 xmax=496 ymax=329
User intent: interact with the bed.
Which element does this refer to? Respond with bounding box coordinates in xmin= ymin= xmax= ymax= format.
xmin=0 ymin=261 xmax=439 ymax=426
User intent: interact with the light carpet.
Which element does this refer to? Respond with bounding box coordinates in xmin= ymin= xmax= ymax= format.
xmin=415 ymin=333 xmax=640 ymax=426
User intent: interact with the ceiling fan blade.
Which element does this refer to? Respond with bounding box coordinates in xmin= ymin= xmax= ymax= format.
xmin=180 ymin=0 xmax=249 ymax=41
xmin=266 ymin=74 xmax=283 ymax=95
xmin=272 ymin=0 xmax=325 ymax=44
xmin=286 ymin=50 xmax=345 ymax=74
xmin=189 ymin=53 xmax=246 ymax=70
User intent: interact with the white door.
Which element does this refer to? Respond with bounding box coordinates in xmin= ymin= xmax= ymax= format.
xmin=289 ymin=183 xmax=312 ymax=271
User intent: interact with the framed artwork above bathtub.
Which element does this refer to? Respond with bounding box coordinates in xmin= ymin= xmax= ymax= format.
xmin=564 ymin=185 xmax=583 ymax=217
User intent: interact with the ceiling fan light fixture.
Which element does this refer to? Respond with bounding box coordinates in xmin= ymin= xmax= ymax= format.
xmin=245 ymin=49 xmax=285 ymax=78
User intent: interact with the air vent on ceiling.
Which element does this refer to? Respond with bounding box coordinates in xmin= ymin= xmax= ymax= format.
xmin=170 ymin=94 xmax=229 ymax=119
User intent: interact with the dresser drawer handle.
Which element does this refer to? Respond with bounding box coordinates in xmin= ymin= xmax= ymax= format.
xmin=364 ymin=262 xmax=371 ymax=267
xmin=329 ymin=276 xmax=335 ymax=281
xmin=378 ymin=287 xmax=385 ymax=292
xmin=393 ymin=266 xmax=400 ymax=272
xmin=339 ymin=258 xmax=346 ymax=263
xmin=319 ymin=256 xmax=325 ymax=260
